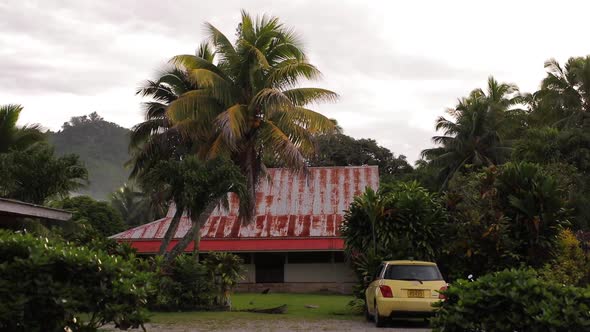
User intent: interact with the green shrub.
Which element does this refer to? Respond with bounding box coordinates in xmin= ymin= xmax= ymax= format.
xmin=150 ymin=255 xmax=215 ymax=311
xmin=432 ymin=269 xmax=590 ymax=331
xmin=539 ymin=229 xmax=590 ymax=286
xmin=52 ymin=195 xmax=126 ymax=237
xmin=0 ymin=230 xmax=152 ymax=332
xmin=341 ymin=182 xmax=448 ymax=298
xmin=204 ymin=252 xmax=244 ymax=308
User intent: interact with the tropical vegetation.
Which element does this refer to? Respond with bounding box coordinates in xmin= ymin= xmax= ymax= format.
xmin=131 ymin=11 xmax=337 ymax=220
xmin=1 ymin=10 xmax=590 ymax=331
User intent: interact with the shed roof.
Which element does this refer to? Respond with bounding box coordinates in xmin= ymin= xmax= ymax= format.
xmin=0 ymin=198 xmax=72 ymax=222
xmin=112 ymin=166 xmax=378 ymax=253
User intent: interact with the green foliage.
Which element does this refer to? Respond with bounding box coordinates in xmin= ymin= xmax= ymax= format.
xmin=495 ymin=162 xmax=568 ymax=265
xmin=141 ymin=157 xmax=246 ymax=219
xmin=0 ymin=230 xmax=152 ymax=332
xmin=0 ymin=104 xmax=45 ymax=153
xmin=151 ymin=255 xmax=215 ymax=311
xmin=431 ymin=269 xmax=590 ymax=331
xmin=52 ymin=196 xmax=126 ymax=237
xmin=421 ymin=77 xmax=522 ymax=189
xmin=136 ymin=11 xmax=337 ymax=220
xmin=49 ymin=112 xmax=132 ymax=200
xmin=342 ymin=181 xmax=447 ymax=261
xmin=0 ymin=144 xmax=88 ymax=204
xmin=341 ymin=182 xmax=448 ymax=298
xmin=110 ymin=183 xmax=164 ymax=227
xmin=204 ymin=252 xmax=245 ymax=308
xmin=441 ymin=162 xmax=571 ymax=280
xmin=539 ymin=229 xmax=590 ymax=286
xmin=151 ymin=252 xmax=245 ymax=311
xmin=308 ymin=133 xmax=413 ymax=181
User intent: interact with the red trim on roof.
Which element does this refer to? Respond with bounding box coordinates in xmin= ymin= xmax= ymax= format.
xmin=124 ymin=238 xmax=345 ymax=253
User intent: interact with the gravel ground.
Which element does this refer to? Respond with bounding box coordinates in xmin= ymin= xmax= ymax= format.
xmin=105 ymin=319 xmax=430 ymax=332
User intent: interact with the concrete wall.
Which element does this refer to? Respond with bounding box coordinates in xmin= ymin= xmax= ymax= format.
xmin=237 ymin=262 xmax=357 ymax=294
xmin=241 ymin=264 xmax=256 ymax=283
xmin=236 ymin=282 xmax=355 ymax=294
xmin=285 ymin=263 xmax=356 ymax=283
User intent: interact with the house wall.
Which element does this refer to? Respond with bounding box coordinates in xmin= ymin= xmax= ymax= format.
xmin=237 ymin=261 xmax=357 ymax=294
xmin=285 ymin=263 xmax=356 ymax=283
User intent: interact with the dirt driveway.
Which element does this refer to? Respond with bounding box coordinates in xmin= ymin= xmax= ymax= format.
xmin=116 ymin=319 xmax=431 ymax=332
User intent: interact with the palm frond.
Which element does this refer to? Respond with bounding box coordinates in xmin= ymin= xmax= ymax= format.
xmin=265 ymin=59 xmax=322 ymax=88
xmin=259 ymin=121 xmax=306 ymax=169
xmin=187 ymin=69 xmax=236 ymax=105
xmin=166 ymin=90 xmax=220 ymax=123
xmin=282 ymin=88 xmax=338 ymax=106
xmin=214 ymin=104 xmax=247 ymax=150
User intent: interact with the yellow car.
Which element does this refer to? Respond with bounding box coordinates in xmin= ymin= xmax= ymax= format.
xmin=364 ymin=260 xmax=447 ymax=327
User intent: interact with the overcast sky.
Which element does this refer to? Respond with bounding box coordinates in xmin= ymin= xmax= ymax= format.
xmin=2 ymin=0 xmax=590 ymax=163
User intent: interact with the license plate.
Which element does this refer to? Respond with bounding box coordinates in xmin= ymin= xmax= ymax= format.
xmin=407 ymin=289 xmax=424 ymax=298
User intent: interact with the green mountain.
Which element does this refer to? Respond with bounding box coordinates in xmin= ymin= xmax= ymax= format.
xmin=48 ymin=112 xmax=131 ymax=200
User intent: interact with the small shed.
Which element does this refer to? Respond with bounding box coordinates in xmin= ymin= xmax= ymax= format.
xmin=0 ymin=198 xmax=72 ymax=224
xmin=111 ymin=166 xmax=379 ymax=293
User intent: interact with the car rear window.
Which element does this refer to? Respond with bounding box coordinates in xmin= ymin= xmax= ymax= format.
xmin=384 ymin=264 xmax=443 ymax=281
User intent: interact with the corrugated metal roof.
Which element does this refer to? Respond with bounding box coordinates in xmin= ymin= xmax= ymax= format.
xmin=112 ymin=166 xmax=378 ymax=241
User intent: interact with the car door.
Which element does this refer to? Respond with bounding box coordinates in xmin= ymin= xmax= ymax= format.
xmin=365 ymin=263 xmax=385 ymax=313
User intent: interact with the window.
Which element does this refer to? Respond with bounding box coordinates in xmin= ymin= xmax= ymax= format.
xmin=287 ymin=252 xmax=332 ymax=263
xmin=235 ymin=253 xmax=252 ymax=264
xmin=255 ymin=253 xmax=285 ymax=283
xmin=384 ymin=265 xmax=443 ymax=281
xmin=373 ymin=264 xmax=385 ymax=281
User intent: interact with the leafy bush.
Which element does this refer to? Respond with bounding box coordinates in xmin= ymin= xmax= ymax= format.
xmin=52 ymin=195 xmax=126 ymax=237
xmin=0 ymin=230 xmax=152 ymax=332
xmin=150 ymin=255 xmax=215 ymax=311
xmin=539 ymin=229 xmax=590 ymax=286
xmin=151 ymin=253 xmax=246 ymax=311
xmin=341 ymin=181 xmax=448 ymax=298
xmin=0 ymin=144 xmax=88 ymax=204
xmin=341 ymin=181 xmax=447 ymax=261
xmin=432 ymin=269 xmax=590 ymax=331
xmin=204 ymin=252 xmax=244 ymax=308
xmin=441 ymin=162 xmax=571 ymax=280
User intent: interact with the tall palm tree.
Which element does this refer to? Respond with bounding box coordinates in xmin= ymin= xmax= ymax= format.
xmin=421 ymin=77 xmax=519 ymax=188
xmin=537 ymin=56 xmax=590 ymax=128
xmin=136 ymin=11 xmax=338 ymax=220
xmin=128 ymin=44 xmax=214 ymax=177
xmin=0 ymin=104 xmax=44 ymax=153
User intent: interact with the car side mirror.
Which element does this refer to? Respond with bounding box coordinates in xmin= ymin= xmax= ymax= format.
xmin=363 ymin=276 xmax=372 ymax=283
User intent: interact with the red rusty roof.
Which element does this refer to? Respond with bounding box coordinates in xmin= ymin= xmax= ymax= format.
xmin=112 ymin=166 xmax=379 ymax=252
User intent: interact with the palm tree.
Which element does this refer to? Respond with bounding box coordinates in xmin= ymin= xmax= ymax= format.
xmin=109 ymin=184 xmax=164 ymax=227
xmin=128 ymin=46 xmax=212 ymax=177
xmin=0 ymin=104 xmax=44 ymax=153
xmin=140 ymin=156 xmax=246 ymax=263
xmin=421 ymin=77 xmax=519 ymax=188
xmin=163 ymin=11 xmax=338 ymax=220
xmin=537 ymin=56 xmax=590 ymax=128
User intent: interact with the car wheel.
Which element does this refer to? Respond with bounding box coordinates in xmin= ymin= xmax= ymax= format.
xmin=374 ymin=303 xmax=386 ymax=328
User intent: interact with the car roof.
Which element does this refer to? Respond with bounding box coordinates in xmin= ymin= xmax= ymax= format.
xmin=383 ymin=260 xmax=437 ymax=266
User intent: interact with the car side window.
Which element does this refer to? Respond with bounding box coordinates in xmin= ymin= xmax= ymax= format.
xmin=373 ymin=264 xmax=385 ymax=281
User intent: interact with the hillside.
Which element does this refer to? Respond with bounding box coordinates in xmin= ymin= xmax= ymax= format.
xmin=48 ymin=112 xmax=131 ymax=200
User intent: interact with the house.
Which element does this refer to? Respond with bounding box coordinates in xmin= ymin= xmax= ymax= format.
xmin=111 ymin=165 xmax=379 ymax=294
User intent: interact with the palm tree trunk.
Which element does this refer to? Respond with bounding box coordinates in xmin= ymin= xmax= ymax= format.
xmin=158 ymin=204 xmax=184 ymax=256
xmin=237 ymin=143 xmax=259 ymax=223
xmin=164 ymin=199 xmax=219 ymax=264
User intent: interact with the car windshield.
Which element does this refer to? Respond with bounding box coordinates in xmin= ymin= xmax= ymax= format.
xmin=384 ymin=264 xmax=443 ymax=281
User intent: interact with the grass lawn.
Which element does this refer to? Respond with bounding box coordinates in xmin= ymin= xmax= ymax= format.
xmin=149 ymin=293 xmax=360 ymax=324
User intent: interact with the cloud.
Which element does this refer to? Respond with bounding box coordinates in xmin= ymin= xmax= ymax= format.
xmin=2 ymin=0 xmax=590 ymax=162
